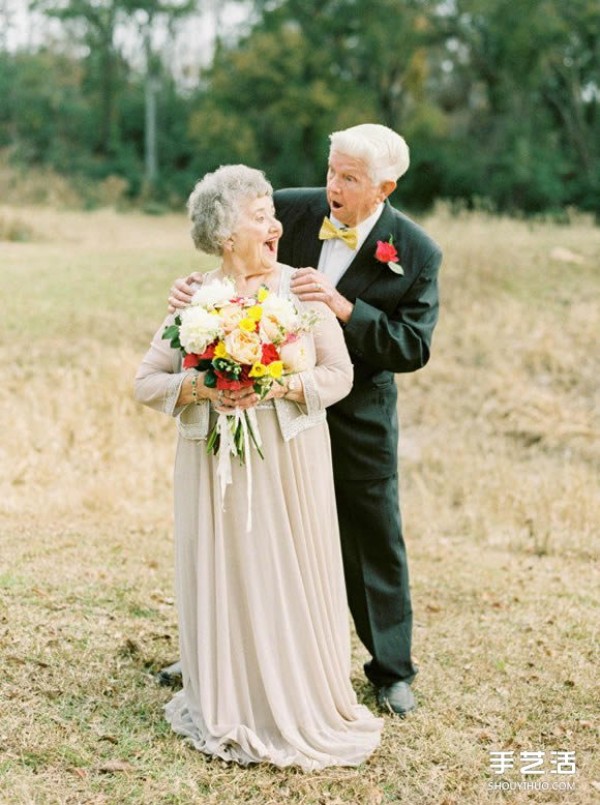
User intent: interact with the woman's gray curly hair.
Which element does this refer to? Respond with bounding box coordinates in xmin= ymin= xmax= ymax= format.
xmin=187 ymin=165 xmax=273 ymax=256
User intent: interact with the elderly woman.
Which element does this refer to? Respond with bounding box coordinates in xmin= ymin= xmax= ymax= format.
xmin=134 ymin=165 xmax=382 ymax=770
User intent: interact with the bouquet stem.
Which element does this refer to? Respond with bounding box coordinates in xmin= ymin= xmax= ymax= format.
xmin=208 ymin=409 xmax=264 ymax=532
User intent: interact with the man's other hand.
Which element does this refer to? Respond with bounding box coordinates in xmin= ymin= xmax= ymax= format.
xmin=167 ymin=272 xmax=204 ymax=312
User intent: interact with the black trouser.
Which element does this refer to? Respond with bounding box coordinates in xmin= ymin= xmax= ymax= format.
xmin=333 ymin=473 xmax=417 ymax=687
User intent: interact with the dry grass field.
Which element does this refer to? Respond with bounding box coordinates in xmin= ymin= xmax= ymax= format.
xmin=1 ymin=203 xmax=598 ymax=805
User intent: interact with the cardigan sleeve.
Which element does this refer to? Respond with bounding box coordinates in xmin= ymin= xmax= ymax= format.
xmin=297 ymin=301 xmax=353 ymax=415
xmin=133 ymin=314 xmax=188 ymax=417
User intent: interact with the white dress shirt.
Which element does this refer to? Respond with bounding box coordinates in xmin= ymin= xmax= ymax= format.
xmin=317 ymin=204 xmax=384 ymax=287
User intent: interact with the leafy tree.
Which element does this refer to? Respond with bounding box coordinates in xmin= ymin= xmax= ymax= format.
xmin=445 ymin=0 xmax=600 ymax=211
xmin=186 ymin=0 xmax=449 ymax=197
xmin=32 ymin=0 xmax=197 ymax=177
xmin=2 ymin=0 xmax=598 ymax=213
xmin=31 ymin=0 xmax=127 ymax=154
xmin=187 ymin=24 xmax=346 ymax=186
xmin=0 ymin=48 xmax=94 ymax=164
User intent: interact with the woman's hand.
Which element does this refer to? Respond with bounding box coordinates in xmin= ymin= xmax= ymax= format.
xmin=261 ymin=377 xmax=304 ymax=404
xmin=178 ymin=374 xmax=263 ymax=412
xmin=260 ymin=382 xmax=287 ymax=403
xmin=214 ymin=386 xmax=260 ymax=412
xmin=168 ymin=272 xmax=204 ymax=313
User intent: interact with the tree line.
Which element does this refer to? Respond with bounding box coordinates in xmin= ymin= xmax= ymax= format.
xmin=1 ymin=0 xmax=598 ymax=215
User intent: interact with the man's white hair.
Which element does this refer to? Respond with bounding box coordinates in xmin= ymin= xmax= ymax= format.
xmin=329 ymin=123 xmax=410 ymax=185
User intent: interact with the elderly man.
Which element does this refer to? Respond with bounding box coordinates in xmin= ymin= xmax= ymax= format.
xmin=167 ymin=123 xmax=442 ymax=715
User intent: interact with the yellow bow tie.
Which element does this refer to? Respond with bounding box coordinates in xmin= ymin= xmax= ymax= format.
xmin=318 ymin=217 xmax=358 ymax=250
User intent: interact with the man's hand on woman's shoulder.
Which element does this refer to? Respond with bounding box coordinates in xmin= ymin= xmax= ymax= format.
xmin=167 ymin=272 xmax=204 ymax=312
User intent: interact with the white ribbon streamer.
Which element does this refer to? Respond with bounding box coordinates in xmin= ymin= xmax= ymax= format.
xmin=214 ymin=408 xmax=262 ymax=533
xmin=215 ymin=412 xmax=234 ymax=500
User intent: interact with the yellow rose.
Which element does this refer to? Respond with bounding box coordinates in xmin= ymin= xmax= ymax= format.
xmin=267 ymin=361 xmax=283 ymax=379
xmin=214 ymin=341 xmax=228 ymax=358
xmin=225 ymin=329 xmax=262 ymax=365
xmin=246 ymin=305 xmax=263 ymax=322
xmin=249 ymin=362 xmax=267 ymax=378
xmin=239 ymin=317 xmax=257 ymax=332
xmin=257 ymin=287 xmax=269 ymax=302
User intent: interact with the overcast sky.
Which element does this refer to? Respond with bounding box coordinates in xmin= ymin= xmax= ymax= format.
xmin=0 ymin=0 xmax=250 ymax=85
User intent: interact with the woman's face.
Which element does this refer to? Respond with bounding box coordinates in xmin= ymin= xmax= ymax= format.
xmin=230 ymin=195 xmax=282 ymax=270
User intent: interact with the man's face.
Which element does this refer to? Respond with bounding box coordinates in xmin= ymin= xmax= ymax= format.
xmin=326 ymin=151 xmax=391 ymax=227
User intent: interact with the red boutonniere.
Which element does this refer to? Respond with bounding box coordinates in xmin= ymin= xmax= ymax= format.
xmin=375 ymin=237 xmax=404 ymax=275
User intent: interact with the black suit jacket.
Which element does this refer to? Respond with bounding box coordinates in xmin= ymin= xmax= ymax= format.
xmin=274 ymin=188 xmax=442 ymax=480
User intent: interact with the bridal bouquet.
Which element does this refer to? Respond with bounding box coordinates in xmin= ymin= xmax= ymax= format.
xmin=162 ymin=277 xmax=317 ymax=469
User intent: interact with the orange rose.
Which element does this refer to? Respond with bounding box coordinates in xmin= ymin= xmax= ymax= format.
xmin=225 ymin=329 xmax=262 ymax=365
xmin=219 ymin=304 xmax=245 ymax=334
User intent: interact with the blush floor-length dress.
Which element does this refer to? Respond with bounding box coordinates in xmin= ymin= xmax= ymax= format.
xmin=134 ymin=267 xmax=382 ymax=770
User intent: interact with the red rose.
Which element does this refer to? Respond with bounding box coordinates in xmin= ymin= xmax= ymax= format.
xmin=261 ymin=343 xmax=280 ymax=365
xmin=215 ymin=377 xmax=253 ymax=390
xmin=183 ymin=353 xmax=201 ymax=369
xmin=375 ymin=240 xmax=399 ymax=263
xmin=215 ymin=365 xmax=253 ymax=390
xmin=198 ymin=343 xmax=217 ymax=360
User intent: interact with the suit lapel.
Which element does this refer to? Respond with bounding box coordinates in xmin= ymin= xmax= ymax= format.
xmin=294 ymin=195 xmax=328 ymax=267
xmin=336 ymin=202 xmax=397 ymax=299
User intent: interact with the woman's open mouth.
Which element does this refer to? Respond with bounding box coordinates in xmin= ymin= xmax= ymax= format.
xmin=264 ymin=237 xmax=278 ymax=254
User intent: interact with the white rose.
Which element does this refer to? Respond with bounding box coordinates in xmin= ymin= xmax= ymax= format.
xmin=261 ymin=295 xmax=299 ymax=331
xmin=179 ymin=306 xmax=223 ymax=354
xmin=259 ymin=296 xmax=300 ymax=344
xmin=190 ymin=277 xmax=235 ymax=309
xmin=259 ymin=314 xmax=283 ymax=344
xmin=279 ymin=338 xmax=310 ymax=372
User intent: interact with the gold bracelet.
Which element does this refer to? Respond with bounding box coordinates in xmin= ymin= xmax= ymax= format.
xmin=190 ymin=373 xmax=200 ymax=405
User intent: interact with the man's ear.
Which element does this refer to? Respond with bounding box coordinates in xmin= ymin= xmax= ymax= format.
xmin=379 ymin=180 xmax=397 ymax=202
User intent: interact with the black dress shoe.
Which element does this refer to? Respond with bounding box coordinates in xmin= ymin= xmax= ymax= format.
xmin=376 ymin=681 xmax=416 ymax=715
xmin=156 ymin=660 xmax=182 ymax=687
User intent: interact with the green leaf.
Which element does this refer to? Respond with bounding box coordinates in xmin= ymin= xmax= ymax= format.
xmin=162 ymin=324 xmax=179 ymax=340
